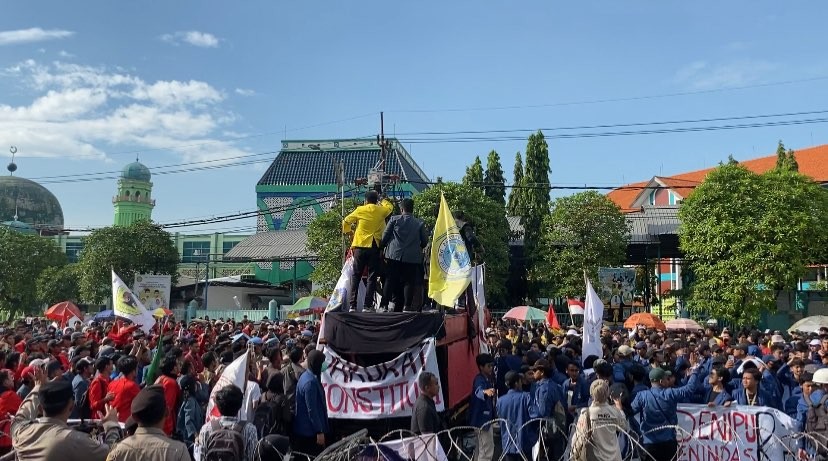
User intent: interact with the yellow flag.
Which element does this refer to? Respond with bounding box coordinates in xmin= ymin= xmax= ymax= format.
xmin=428 ymin=193 xmax=472 ymax=306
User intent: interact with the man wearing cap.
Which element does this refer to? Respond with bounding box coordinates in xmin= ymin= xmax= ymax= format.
xmin=612 ymin=345 xmax=636 ymax=390
xmin=106 ymin=385 xmax=189 ymax=461
xmin=530 ymin=359 xmax=566 ymax=461
xmin=12 ymin=366 xmax=122 ymax=461
xmin=631 ymin=355 xmax=701 ymax=461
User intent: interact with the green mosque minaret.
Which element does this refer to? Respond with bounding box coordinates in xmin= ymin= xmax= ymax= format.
xmin=113 ymin=158 xmax=154 ymax=226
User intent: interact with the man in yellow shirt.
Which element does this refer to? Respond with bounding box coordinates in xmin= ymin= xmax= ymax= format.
xmin=342 ymin=190 xmax=394 ymax=312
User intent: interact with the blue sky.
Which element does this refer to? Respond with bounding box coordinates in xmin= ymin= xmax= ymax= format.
xmin=2 ymin=2 xmax=828 ymax=233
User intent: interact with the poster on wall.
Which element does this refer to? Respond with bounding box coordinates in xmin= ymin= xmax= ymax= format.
xmin=597 ymin=267 xmax=636 ymax=323
xmin=133 ymin=274 xmax=172 ymax=311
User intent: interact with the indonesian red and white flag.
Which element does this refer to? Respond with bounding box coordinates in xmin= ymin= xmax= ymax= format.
xmin=567 ymin=298 xmax=585 ymax=315
xmin=205 ymin=352 xmax=249 ymax=422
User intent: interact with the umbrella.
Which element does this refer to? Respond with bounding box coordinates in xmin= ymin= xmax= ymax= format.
xmin=45 ymin=301 xmax=83 ymax=326
xmin=152 ymin=307 xmax=174 ymax=318
xmin=788 ymin=315 xmax=828 ymax=333
xmin=666 ymin=318 xmax=703 ymax=331
xmin=288 ymin=296 xmax=328 ymax=316
xmin=93 ymin=310 xmax=116 ymax=322
xmin=502 ymin=306 xmax=548 ymax=322
xmin=623 ymin=312 xmax=666 ymax=330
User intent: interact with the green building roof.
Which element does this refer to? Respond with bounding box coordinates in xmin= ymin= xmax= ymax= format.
xmin=122 ymin=161 xmax=151 ymax=182
xmin=0 ymin=175 xmax=64 ymax=233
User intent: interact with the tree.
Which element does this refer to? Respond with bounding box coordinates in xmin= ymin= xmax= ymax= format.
xmin=537 ymin=191 xmax=629 ymax=297
xmin=0 ymin=228 xmax=67 ymax=319
xmin=522 ymin=131 xmax=552 ymax=295
xmin=306 ymin=199 xmax=358 ymax=295
xmin=77 ymin=221 xmax=179 ymax=305
xmin=462 ymin=156 xmax=485 ymax=192
xmin=37 ymin=264 xmax=80 ymax=306
xmin=679 ymin=161 xmax=828 ymax=323
xmin=507 ymin=152 xmax=525 ymax=215
xmin=414 ymin=182 xmax=511 ymax=306
xmin=775 ymin=140 xmax=799 ymax=172
xmin=483 ymin=150 xmax=506 ymax=206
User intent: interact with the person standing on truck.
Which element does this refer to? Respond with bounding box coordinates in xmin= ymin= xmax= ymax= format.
xmin=380 ymin=198 xmax=428 ymax=312
xmin=342 ymin=190 xmax=394 ymax=312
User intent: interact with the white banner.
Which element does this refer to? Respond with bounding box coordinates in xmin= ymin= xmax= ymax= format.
xmin=205 ymin=352 xmax=249 ymax=422
xmin=321 ymin=338 xmax=444 ymax=419
xmin=380 ymin=434 xmax=447 ymax=461
xmin=133 ymin=274 xmax=172 ymax=311
xmin=581 ymin=277 xmax=604 ymax=365
xmin=675 ymin=404 xmax=798 ymax=461
xmin=112 ymin=270 xmax=156 ymax=335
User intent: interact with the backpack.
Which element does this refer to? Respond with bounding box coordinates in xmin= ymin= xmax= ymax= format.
xmin=805 ymin=394 xmax=828 ymax=455
xmin=203 ymin=420 xmax=246 ymax=461
xmin=253 ymin=397 xmax=280 ymax=438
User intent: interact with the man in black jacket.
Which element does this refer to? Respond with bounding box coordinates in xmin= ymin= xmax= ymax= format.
xmin=380 ymin=198 xmax=428 ymax=312
xmin=411 ymin=372 xmax=442 ymax=435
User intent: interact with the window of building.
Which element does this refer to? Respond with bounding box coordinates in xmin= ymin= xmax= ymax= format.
xmin=182 ymin=241 xmax=211 ymax=263
xmin=648 ymin=190 xmax=656 ymax=205
xmin=668 ymin=191 xmax=677 ymax=205
xmin=222 ymin=240 xmax=240 ymax=255
xmin=65 ymin=241 xmax=84 ymax=263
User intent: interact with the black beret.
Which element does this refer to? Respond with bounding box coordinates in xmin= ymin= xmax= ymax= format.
xmin=131 ymin=385 xmax=167 ymax=421
xmin=38 ymin=380 xmax=74 ymax=407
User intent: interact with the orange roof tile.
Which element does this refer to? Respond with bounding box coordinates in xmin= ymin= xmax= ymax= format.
xmin=608 ymin=143 xmax=828 ymax=209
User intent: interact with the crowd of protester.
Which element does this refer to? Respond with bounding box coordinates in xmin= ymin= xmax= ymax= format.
xmin=0 ymin=316 xmax=328 ymax=461
xmin=468 ymin=321 xmax=828 ymax=461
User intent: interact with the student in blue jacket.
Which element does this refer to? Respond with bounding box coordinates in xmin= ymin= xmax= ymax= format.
xmin=724 ymin=368 xmax=773 ymax=407
xmin=497 ymin=371 xmax=538 ymax=461
xmin=293 ymin=350 xmax=329 ymax=456
xmin=469 ymin=353 xmax=497 ymax=461
xmin=631 ymin=355 xmax=701 ymax=461
xmin=699 ymin=366 xmax=731 ymax=406
xmin=561 ymin=360 xmax=589 ymax=429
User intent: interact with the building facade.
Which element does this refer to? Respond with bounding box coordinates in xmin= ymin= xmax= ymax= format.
xmin=113 ymin=161 xmax=155 ymax=226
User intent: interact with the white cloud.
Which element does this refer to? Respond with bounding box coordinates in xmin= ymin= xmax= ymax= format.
xmin=0 ymin=60 xmax=247 ymax=163
xmin=58 ymin=50 xmax=74 ymax=58
xmin=0 ymin=28 xmax=74 ymax=46
xmin=234 ymin=88 xmax=255 ymax=96
xmin=673 ymin=59 xmax=778 ymax=90
xmin=161 ymin=30 xmax=220 ymax=48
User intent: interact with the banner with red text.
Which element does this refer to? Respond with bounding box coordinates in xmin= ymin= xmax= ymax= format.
xmin=321 ymin=338 xmax=444 ymax=419
xmin=675 ymin=404 xmax=797 ymax=461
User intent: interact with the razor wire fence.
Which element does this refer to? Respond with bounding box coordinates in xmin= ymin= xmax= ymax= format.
xmin=259 ymin=416 xmax=828 ymax=461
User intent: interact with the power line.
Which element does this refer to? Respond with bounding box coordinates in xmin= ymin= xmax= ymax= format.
xmin=387 ymin=75 xmax=828 ymax=113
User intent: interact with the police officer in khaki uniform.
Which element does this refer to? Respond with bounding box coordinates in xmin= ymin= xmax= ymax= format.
xmin=12 ymin=365 xmax=122 ymax=461
xmin=106 ymin=385 xmax=189 ymax=461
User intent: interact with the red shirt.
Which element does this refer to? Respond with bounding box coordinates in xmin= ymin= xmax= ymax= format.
xmin=88 ymin=373 xmax=111 ymax=418
xmin=155 ymin=375 xmax=180 ymax=436
xmin=108 ymin=376 xmax=141 ymax=423
xmin=184 ymin=351 xmax=204 ymax=374
xmin=0 ymin=389 xmax=21 ymax=417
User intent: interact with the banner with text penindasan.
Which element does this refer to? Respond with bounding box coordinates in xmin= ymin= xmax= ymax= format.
xmin=321 ymin=338 xmax=444 ymax=419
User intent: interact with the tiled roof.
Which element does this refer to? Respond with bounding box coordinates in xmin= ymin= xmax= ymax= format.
xmin=608 ymin=143 xmax=828 ymax=210
xmin=223 ymin=229 xmax=313 ymax=261
xmin=606 ymin=181 xmax=648 ymax=213
xmin=257 ymin=148 xmax=430 ymax=190
xmin=626 ymin=206 xmax=681 ymax=244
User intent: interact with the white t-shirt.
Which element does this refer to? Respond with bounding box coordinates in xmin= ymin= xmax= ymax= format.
xmin=238 ymin=380 xmax=262 ymax=422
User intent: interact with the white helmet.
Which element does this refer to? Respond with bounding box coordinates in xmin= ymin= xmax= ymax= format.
xmin=814 ymin=368 xmax=828 ymax=385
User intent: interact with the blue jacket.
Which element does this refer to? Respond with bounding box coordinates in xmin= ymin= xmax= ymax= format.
xmin=495 ymin=355 xmax=522 ymax=396
xmin=496 ymin=389 xmax=538 ymax=455
xmin=176 ymin=395 xmax=204 ymax=446
xmin=797 ymin=390 xmax=826 ymax=452
xmin=533 ymin=378 xmax=564 ymax=419
xmin=759 ymin=370 xmax=782 ymax=410
xmin=561 ymin=377 xmax=590 ymax=410
xmin=612 ymin=360 xmax=635 ymax=386
xmin=697 ymin=387 xmax=731 ymax=406
xmin=469 ymin=373 xmax=496 ymax=428
xmin=293 ymin=371 xmax=330 ymax=437
xmin=631 ymin=370 xmax=700 ymax=444
xmin=727 ymin=387 xmax=774 ymax=407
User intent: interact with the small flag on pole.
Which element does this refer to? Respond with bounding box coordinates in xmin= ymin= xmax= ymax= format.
xmin=546 ymin=302 xmax=561 ymax=330
xmin=567 ymin=298 xmax=585 ymax=315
